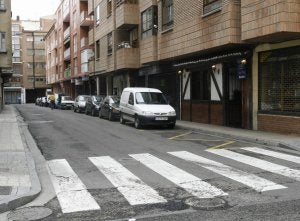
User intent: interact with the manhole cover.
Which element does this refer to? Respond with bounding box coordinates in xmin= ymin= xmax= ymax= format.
xmin=8 ymin=207 xmax=52 ymax=221
xmin=184 ymin=197 xmax=227 ymax=210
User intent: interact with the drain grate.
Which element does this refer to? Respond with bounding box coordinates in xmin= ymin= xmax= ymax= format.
xmin=8 ymin=207 xmax=52 ymax=221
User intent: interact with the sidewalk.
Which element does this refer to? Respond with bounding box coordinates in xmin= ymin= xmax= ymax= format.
xmin=176 ymin=120 xmax=300 ymax=151
xmin=0 ymin=105 xmax=40 ymax=213
xmin=0 ymin=105 xmax=299 ymax=213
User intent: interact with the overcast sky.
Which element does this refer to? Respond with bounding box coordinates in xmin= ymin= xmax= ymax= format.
xmin=11 ymin=0 xmax=61 ymax=20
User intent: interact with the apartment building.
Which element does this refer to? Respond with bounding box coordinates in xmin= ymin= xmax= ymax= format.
xmin=46 ymin=0 xmax=300 ymax=134
xmin=0 ymin=0 xmax=13 ymax=111
xmin=4 ymin=18 xmax=23 ymax=104
xmin=45 ymin=0 xmax=95 ymax=98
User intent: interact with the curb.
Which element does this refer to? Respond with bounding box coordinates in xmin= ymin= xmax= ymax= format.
xmin=175 ymin=123 xmax=297 ymax=150
xmin=0 ymin=107 xmax=41 ymax=213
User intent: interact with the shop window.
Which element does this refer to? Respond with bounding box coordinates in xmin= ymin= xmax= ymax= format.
xmin=191 ymin=70 xmax=210 ymax=101
xmin=258 ymin=46 xmax=300 ymax=115
xmin=162 ymin=0 xmax=173 ymax=31
xmin=141 ymin=6 xmax=158 ymax=39
xmin=203 ymin=0 xmax=222 ymax=15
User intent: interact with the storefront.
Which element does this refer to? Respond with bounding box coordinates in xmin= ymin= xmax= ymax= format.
xmin=253 ymin=41 xmax=300 ymax=135
xmin=175 ymin=50 xmax=252 ymax=129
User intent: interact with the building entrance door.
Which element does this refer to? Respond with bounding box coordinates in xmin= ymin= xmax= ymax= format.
xmin=224 ymin=63 xmax=242 ymax=128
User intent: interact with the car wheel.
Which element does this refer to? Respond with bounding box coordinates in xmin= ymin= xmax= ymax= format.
xmin=73 ymin=106 xmax=77 ymax=112
xmin=120 ymin=113 xmax=125 ymax=124
xmin=168 ymin=123 xmax=175 ymax=129
xmin=134 ymin=116 xmax=141 ymax=129
xmin=108 ymin=111 xmax=113 ymax=121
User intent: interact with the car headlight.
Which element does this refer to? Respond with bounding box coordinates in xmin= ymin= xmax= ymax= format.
xmin=141 ymin=111 xmax=154 ymax=116
xmin=168 ymin=111 xmax=176 ymax=116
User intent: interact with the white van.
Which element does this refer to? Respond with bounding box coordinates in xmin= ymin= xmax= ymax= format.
xmin=119 ymin=87 xmax=176 ymax=129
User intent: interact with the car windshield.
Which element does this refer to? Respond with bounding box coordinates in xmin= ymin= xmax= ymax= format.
xmin=110 ymin=96 xmax=120 ymax=105
xmin=135 ymin=92 xmax=168 ymax=104
xmin=93 ymin=96 xmax=102 ymax=103
xmin=62 ymin=96 xmax=72 ymax=101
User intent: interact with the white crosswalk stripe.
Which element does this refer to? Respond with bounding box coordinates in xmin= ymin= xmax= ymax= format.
xmin=242 ymin=147 xmax=300 ymax=164
xmin=207 ymin=149 xmax=300 ymax=182
xmin=47 ymin=159 xmax=100 ymax=214
xmin=89 ymin=156 xmax=167 ymax=205
xmin=169 ymin=151 xmax=286 ymax=192
xmin=129 ymin=153 xmax=228 ymax=198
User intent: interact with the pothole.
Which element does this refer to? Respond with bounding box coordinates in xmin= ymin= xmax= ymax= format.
xmin=8 ymin=207 xmax=52 ymax=221
xmin=184 ymin=197 xmax=227 ymax=210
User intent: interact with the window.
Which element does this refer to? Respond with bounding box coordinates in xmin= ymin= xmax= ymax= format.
xmin=95 ymin=40 xmax=100 ymax=59
xmin=0 ymin=0 xmax=5 ymax=10
xmin=203 ymin=0 xmax=222 ymax=15
xmin=96 ymin=4 xmax=100 ymax=25
xmin=258 ymin=47 xmax=300 ymax=114
xmin=27 ymin=36 xmax=34 ymax=42
xmin=107 ymin=32 xmax=112 ymax=55
xmin=107 ymin=0 xmax=112 ymax=17
xmin=141 ymin=6 xmax=158 ymax=39
xmin=34 ymin=36 xmax=44 ymax=42
xmin=128 ymin=93 xmax=134 ymax=105
xmin=0 ymin=32 xmax=6 ymax=52
xmin=162 ymin=0 xmax=173 ymax=31
xmin=191 ymin=70 xmax=210 ymax=101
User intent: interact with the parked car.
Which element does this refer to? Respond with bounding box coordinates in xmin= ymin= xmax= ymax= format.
xmin=119 ymin=87 xmax=176 ymax=129
xmin=58 ymin=96 xmax=74 ymax=110
xmin=41 ymin=97 xmax=48 ymax=107
xmin=35 ymin=97 xmax=41 ymax=106
xmin=85 ymin=95 xmax=104 ymax=116
xmin=73 ymin=95 xmax=91 ymax=113
xmin=99 ymin=95 xmax=120 ymax=121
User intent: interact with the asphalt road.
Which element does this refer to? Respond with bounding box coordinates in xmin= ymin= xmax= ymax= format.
xmin=15 ymin=104 xmax=300 ymax=221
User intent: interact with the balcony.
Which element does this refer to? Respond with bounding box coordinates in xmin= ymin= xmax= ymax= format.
xmin=241 ymin=0 xmax=300 ymax=42
xmin=63 ymin=27 xmax=70 ymax=41
xmin=64 ymin=48 xmax=71 ymax=60
xmin=116 ymin=42 xmax=139 ymax=69
xmin=63 ymin=0 xmax=70 ymax=22
xmin=88 ymin=0 xmax=94 ymax=15
xmin=80 ymin=11 xmax=93 ymax=27
xmin=116 ymin=1 xmax=139 ymax=30
xmin=81 ymin=37 xmax=89 ymax=48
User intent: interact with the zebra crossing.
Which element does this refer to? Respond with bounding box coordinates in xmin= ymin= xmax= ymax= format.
xmin=47 ymin=147 xmax=300 ymax=214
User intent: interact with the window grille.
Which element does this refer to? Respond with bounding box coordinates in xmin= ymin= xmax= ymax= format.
xmin=258 ymin=46 xmax=300 ymax=115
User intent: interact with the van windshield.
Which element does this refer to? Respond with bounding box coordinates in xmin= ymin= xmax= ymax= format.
xmin=135 ymin=92 xmax=168 ymax=104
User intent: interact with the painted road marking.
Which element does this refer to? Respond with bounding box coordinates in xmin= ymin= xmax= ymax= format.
xmin=207 ymin=149 xmax=300 ymax=182
xmin=169 ymin=151 xmax=286 ymax=192
xmin=168 ymin=132 xmax=193 ymax=140
xmin=130 ymin=153 xmax=227 ymax=198
xmin=207 ymin=141 xmax=235 ymax=150
xmin=47 ymin=159 xmax=100 ymax=213
xmin=89 ymin=156 xmax=167 ymax=205
xmin=242 ymin=147 xmax=300 ymax=164
xmin=0 ymin=173 xmax=31 ymax=187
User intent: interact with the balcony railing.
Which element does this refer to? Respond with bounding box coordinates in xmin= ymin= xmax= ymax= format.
xmin=116 ymin=2 xmax=139 ymax=29
xmin=80 ymin=11 xmax=93 ymax=26
xmin=64 ymin=48 xmax=70 ymax=60
xmin=63 ymin=27 xmax=70 ymax=40
xmin=64 ymin=67 xmax=71 ymax=78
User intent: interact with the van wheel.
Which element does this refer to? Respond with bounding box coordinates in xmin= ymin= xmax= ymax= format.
xmin=108 ymin=112 xmax=113 ymax=121
xmin=134 ymin=116 xmax=141 ymax=129
xmin=120 ymin=113 xmax=125 ymax=124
